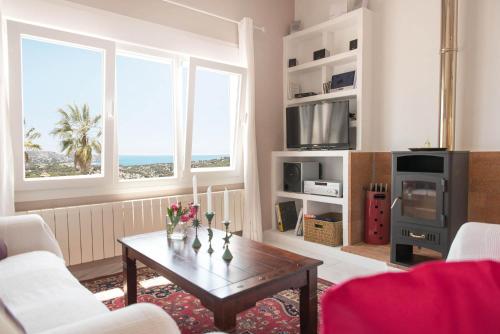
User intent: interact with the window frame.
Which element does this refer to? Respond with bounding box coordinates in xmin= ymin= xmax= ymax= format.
xmin=113 ymin=43 xmax=184 ymax=186
xmin=185 ymin=57 xmax=247 ymax=180
xmin=8 ymin=21 xmax=247 ymax=200
xmin=8 ymin=21 xmax=116 ymax=192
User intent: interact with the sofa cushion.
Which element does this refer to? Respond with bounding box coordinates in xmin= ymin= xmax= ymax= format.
xmin=321 ymin=260 xmax=500 ymax=334
xmin=0 ymin=239 xmax=7 ymax=260
xmin=0 ymin=251 xmax=109 ymax=333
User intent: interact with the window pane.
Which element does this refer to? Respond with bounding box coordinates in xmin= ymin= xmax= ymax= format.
xmin=22 ymin=37 xmax=104 ymax=178
xmin=191 ymin=67 xmax=239 ymax=169
xmin=116 ymin=54 xmax=175 ymax=179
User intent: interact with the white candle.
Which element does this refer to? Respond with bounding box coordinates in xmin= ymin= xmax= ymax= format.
xmin=192 ymin=175 xmax=198 ymax=205
xmin=207 ymin=186 xmax=213 ymax=213
xmin=224 ymin=188 xmax=229 ymax=221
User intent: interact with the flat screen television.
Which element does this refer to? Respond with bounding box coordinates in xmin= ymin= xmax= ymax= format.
xmin=286 ymin=100 xmax=352 ymax=150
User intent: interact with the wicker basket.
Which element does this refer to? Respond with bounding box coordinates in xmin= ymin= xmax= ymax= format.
xmin=304 ymin=212 xmax=343 ymax=247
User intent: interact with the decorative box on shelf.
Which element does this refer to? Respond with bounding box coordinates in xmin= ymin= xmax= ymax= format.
xmin=304 ymin=212 xmax=343 ymax=247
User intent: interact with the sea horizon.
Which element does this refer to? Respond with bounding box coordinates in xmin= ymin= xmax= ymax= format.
xmin=118 ymin=154 xmax=229 ymax=166
xmin=27 ymin=151 xmax=228 ymax=167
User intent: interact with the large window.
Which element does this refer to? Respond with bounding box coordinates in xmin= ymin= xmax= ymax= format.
xmin=21 ymin=37 xmax=104 ymax=179
xmin=116 ymin=53 xmax=175 ymax=180
xmin=8 ymin=21 xmax=246 ymax=198
xmin=187 ymin=59 xmax=245 ymax=173
xmin=191 ymin=67 xmax=240 ymax=169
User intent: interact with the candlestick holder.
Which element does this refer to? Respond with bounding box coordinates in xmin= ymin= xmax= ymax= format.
xmin=222 ymin=220 xmax=233 ymax=261
xmin=205 ymin=212 xmax=215 ymax=254
xmin=191 ymin=204 xmax=201 ymax=250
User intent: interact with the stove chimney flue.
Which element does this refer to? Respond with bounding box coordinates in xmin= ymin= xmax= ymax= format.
xmin=438 ymin=0 xmax=459 ymax=150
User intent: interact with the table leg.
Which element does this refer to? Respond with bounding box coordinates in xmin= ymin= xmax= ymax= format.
xmin=123 ymin=246 xmax=137 ymax=305
xmin=214 ymin=303 xmax=237 ymax=332
xmin=300 ymin=267 xmax=318 ymax=334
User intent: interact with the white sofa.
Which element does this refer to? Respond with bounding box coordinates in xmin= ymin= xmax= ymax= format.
xmin=0 ymin=214 xmax=180 ymax=334
xmin=447 ymin=222 xmax=500 ymax=261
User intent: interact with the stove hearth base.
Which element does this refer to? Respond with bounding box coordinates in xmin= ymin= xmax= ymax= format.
xmin=392 ymin=244 xmax=443 ymax=267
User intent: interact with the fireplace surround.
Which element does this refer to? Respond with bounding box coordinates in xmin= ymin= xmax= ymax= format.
xmin=390 ymin=151 xmax=469 ymax=266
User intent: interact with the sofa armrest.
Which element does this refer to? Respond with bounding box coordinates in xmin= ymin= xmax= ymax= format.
xmin=447 ymin=222 xmax=500 ymax=261
xmin=0 ymin=214 xmax=63 ymax=258
xmin=39 ymin=303 xmax=180 ymax=334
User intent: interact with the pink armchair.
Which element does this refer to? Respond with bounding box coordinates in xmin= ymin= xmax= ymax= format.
xmin=321 ymin=223 xmax=500 ymax=334
xmin=321 ymin=260 xmax=500 ymax=334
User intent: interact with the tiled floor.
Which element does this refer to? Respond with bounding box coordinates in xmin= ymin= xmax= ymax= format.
xmin=263 ymin=230 xmax=401 ymax=284
xmin=72 ymin=230 xmax=401 ymax=284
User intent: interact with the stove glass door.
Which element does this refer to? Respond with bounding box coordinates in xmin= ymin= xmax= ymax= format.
xmin=402 ymin=181 xmax=437 ymax=221
xmin=394 ymin=175 xmax=445 ymax=227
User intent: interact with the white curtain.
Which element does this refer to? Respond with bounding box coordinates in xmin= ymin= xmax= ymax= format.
xmin=239 ymin=18 xmax=262 ymax=241
xmin=0 ymin=0 xmax=15 ymax=216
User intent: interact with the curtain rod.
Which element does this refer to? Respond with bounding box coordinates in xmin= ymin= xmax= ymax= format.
xmin=160 ymin=0 xmax=266 ymax=32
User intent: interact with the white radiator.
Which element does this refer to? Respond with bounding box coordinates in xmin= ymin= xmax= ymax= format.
xmin=17 ymin=190 xmax=245 ymax=266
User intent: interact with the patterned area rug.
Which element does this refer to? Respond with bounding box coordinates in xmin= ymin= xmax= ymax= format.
xmin=82 ymin=268 xmax=333 ymax=334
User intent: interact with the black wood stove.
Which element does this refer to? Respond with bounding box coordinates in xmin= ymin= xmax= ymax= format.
xmin=390 ymin=151 xmax=469 ymax=266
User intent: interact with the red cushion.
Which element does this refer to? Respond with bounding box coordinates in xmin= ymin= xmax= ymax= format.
xmin=321 ymin=260 xmax=500 ymax=334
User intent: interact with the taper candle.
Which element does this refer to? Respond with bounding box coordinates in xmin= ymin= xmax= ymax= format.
xmin=224 ymin=187 xmax=229 ymax=221
xmin=207 ymin=186 xmax=213 ymax=213
xmin=192 ymin=175 xmax=198 ymax=205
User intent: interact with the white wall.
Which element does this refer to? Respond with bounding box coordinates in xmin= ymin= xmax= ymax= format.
xmin=295 ymin=0 xmax=500 ymax=151
xmin=456 ymin=0 xmax=500 ymax=151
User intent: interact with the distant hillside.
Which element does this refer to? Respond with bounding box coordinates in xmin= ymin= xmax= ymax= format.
xmin=26 ymin=151 xmax=72 ymax=164
xmin=24 ymin=153 xmax=228 ymax=178
xmin=26 ymin=151 xmax=101 ymax=164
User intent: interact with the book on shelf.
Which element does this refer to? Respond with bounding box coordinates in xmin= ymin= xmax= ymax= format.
xmin=295 ymin=208 xmax=304 ymax=236
xmin=275 ymin=201 xmax=298 ymax=232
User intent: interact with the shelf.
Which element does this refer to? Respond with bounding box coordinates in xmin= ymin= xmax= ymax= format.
xmin=288 ymin=50 xmax=357 ymax=74
xmin=284 ymin=8 xmax=364 ymax=42
xmin=272 ymin=150 xmax=350 ymax=158
xmin=276 ymin=191 xmax=344 ymax=205
xmin=287 ymin=88 xmax=357 ymax=106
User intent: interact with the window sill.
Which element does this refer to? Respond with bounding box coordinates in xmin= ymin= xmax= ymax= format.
xmin=14 ymin=181 xmax=245 ymax=212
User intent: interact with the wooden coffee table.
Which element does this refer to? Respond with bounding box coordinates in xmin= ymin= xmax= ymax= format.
xmin=119 ymin=228 xmax=323 ymax=333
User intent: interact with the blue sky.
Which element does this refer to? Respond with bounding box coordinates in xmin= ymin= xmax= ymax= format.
xmin=22 ymin=37 xmax=233 ymax=157
xmin=192 ymin=67 xmax=232 ymax=156
xmin=116 ymin=54 xmax=174 ymax=156
xmin=22 ymin=37 xmax=103 ymax=153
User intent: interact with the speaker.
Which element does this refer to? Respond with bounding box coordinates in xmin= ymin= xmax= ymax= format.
xmin=283 ymin=162 xmax=320 ymax=193
xmin=313 ymin=49 xmax=330 ymax=60
xmin=349 ymin=39 xmax=358 ymax=50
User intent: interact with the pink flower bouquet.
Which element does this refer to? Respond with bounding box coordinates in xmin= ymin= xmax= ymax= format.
xmin=166 ymin=202 xmax=198 ymax=240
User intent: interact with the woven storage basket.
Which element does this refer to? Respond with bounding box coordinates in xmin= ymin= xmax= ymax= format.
xmin=304 ymin=212 xmax=343 ymax=247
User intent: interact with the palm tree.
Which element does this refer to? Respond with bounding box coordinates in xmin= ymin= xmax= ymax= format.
xmin=24 ymin=122 xmax=42 ymax=163
xmin=51 ymin=104 xmax=102 ymax=173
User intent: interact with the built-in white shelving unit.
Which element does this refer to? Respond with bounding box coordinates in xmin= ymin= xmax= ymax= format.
xmin=283 ymin=7 xmax=373 ymax=150
xmin=268 ymin=8 xmax=373 ymax=251
xmin=271 ymin=150 xmax=349 ymax=246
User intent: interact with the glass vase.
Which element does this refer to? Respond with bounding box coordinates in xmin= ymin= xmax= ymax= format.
xmin=166 ymin=216 xmax=187 ymax=240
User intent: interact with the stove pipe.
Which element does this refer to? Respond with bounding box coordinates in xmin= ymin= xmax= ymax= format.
xmin=438 ymin=0 xmax=459 ymax=150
